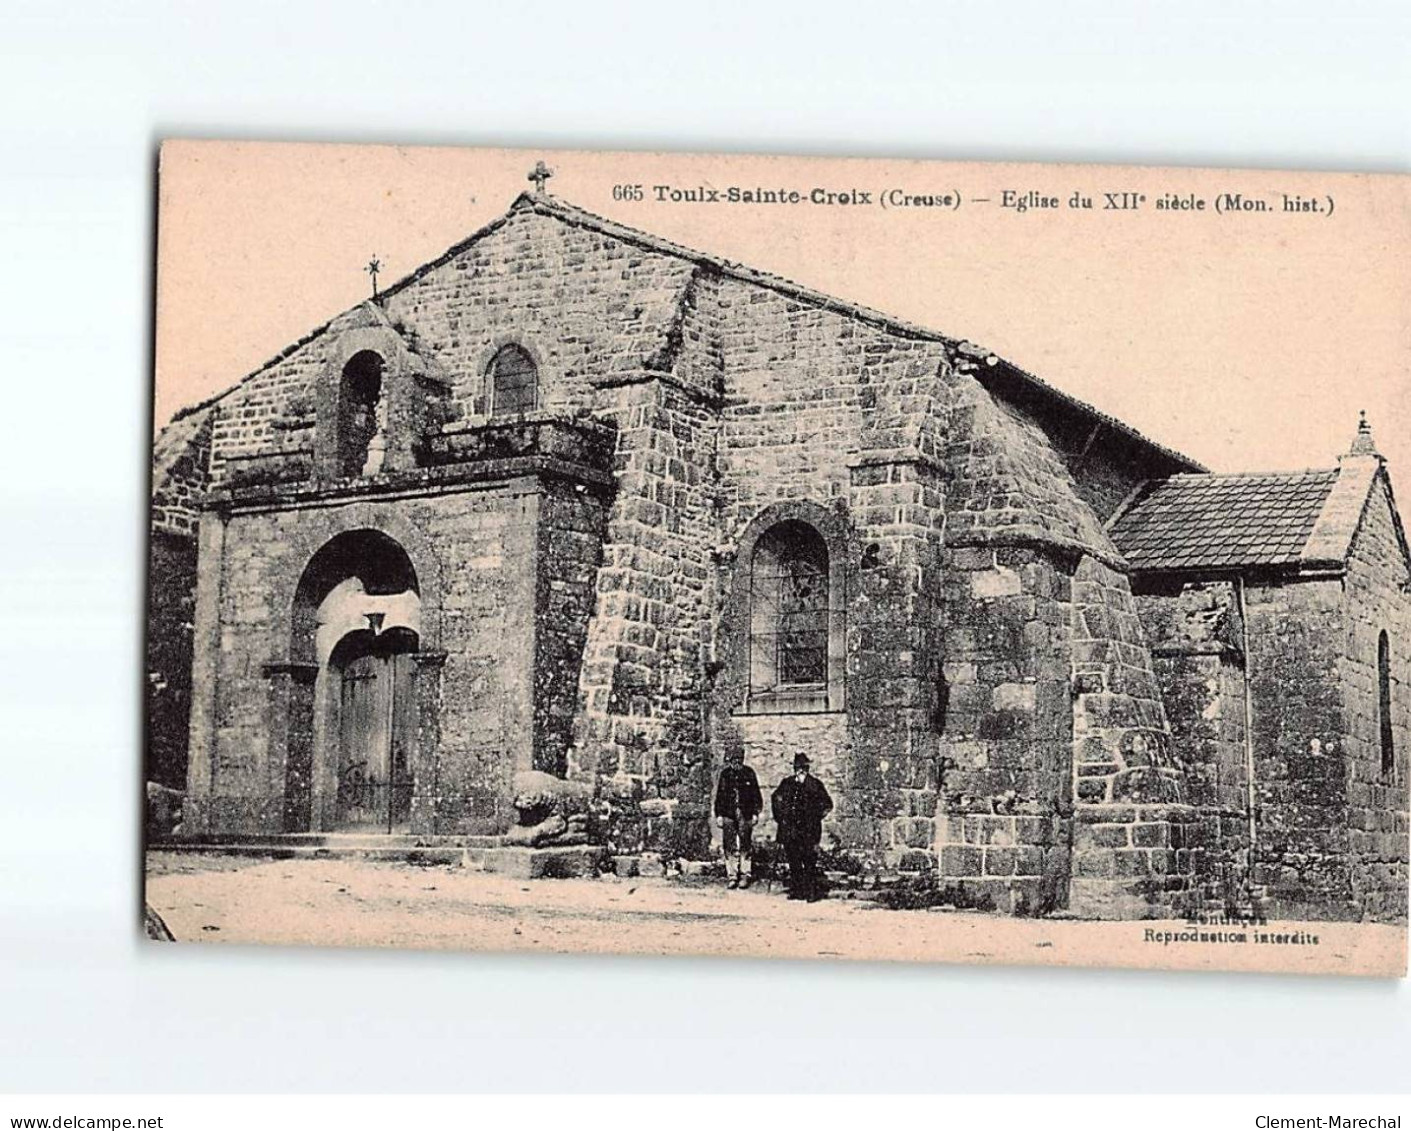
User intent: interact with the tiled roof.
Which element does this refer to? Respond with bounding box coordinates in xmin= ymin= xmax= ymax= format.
xmin=1108 ymin=470 xmax=1340 ymax=572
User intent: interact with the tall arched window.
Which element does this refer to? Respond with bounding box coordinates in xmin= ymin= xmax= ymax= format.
xmin=1379 ymin=629 xmax=1395 ymax=776
xmin=338 ymin=350 xmax=385 ymax=477
xmin=750 ymin=521 xmax=830 ymax=696
xmin=488 ymin=344 xmax=538 ymax=416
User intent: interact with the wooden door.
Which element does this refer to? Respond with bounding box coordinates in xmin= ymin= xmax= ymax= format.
xmin=337 ymin=652 xmax=389 ymax=830
xmin=335 ymin=647 xmax=416 ymax=833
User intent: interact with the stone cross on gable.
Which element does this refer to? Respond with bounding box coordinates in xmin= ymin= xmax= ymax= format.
xmin=528 ymin=160 xmax=553 ymax=194
xmin=365 ymin=257 xmax=382 ymax=299
xmin=1349 ymin=410 xmax=1380 ymax=458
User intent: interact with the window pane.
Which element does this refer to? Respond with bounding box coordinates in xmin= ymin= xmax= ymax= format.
xmin=1380 ymin=631 xmax=1394 ymax=775
xmin=750 ymin=521 xmax=829 ymax=692
xmin=491 ymin=345 xmax=537 ymax=414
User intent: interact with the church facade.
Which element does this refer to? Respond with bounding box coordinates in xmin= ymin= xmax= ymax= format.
xmin=148 ymin=187 xmax=1411 ymax=922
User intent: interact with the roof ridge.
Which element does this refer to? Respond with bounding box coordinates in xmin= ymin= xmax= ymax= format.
xmin=164 ymin=190 xmax=1202 ymax=474
xmin=515 ymin=193 xmax=1202 ymax=472
xmin=517 ymin=192 xmax=961 ymax=345
xmin=1160 ymin=467 xmax=1337 ymax=481
xmin=167 ymin=379 xmax=241 ymax=424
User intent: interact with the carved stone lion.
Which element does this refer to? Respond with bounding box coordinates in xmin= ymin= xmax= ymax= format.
xmin=505 ymin=770 xmax=594 ymax=847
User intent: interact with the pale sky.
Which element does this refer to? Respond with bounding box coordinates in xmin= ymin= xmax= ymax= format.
xmin=155 ymin=141 xmax=1411 ymax=480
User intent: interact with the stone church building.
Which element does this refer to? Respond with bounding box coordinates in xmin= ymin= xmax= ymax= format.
xmin=148 ymin=182 xmax=1410 ymax=922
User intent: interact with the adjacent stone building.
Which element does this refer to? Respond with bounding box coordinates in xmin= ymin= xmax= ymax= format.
xmin=1111 ymin=426 xmax=1411 ymax=922
xmin=148 ymin=185 xmax=1410 ymax=922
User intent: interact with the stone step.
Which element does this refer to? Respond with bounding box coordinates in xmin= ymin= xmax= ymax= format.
xmin=153 ymin=836 xmax=637 ymax=881
xmin=149 ymin=831 xmax=509 ymax=866
xmin=157 ymin=832 xmax=506 ymax=850
xmin=147 ymin=841 xmax=470 ymax=865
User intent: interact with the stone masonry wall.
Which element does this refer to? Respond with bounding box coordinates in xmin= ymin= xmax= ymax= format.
xmin=1243 ymin=575 xmax=1356 ymax=919
xmin=571 ymin=377 xmax=719 ymax=853
xmin=389 ymin=206 xmax=702 ymax=418
xmin=942 ymin=366 xmax=1119 ymax=563
xmin=1068 ymin=557 xmax=1199 ymax=920
xmin=204 ymin=306 xmax=359 ymax=486
xmin=705 ymin=276 xmax=953 ymax=860
xmin=152 ymin=407 xmax=215 ymax=538
xmin=533 ymin=476 xmax=611 ymax=779
xmin=205 ymin=204 xmax=698 ymax=480
xmin=934 ymin=545 xmax=1075 ymax=915
xmin=712 ymin=278 xmax=947 ymax=527
xmin=148 ymin=407 xmax=216 ymax=791
xmin=187 ymin=485 xmax=539 ymax=835
xmin=1337 ymin=477 xmax=1411 ymax=921
xmin=932 ymin=369 xmax=1196 ymax=916
xmin=844 ymin=458 xmax=949 ymax=864
xmin=147 ymin=530 xmax=198 ymax=791
xmin=1136 ymin=580 xmax=1253 ymax=913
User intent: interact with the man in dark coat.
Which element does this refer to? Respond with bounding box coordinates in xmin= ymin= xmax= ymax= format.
xmin=771 ymin=753 xmax=834 ymax=901
xmin=714 ymin=749 xmax=764 ymax=889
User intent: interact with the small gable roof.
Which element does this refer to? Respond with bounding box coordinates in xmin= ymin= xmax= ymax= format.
xmin=1108 ymin=470 xmax=1341 ymax=573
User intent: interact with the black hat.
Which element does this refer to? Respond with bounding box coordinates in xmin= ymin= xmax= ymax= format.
xmin=792 ymin=753 xmax=811 ymax=770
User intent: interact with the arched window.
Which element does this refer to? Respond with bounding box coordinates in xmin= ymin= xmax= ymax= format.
xmin=1379 ymin=630 xmax=1395 ymax=776
xmin=488 ymin=344 xmax=538 ymax=416
xmin=338 ymin=350 xmax=385 ymax=477
xmin=750 ymin=521 xmax=830 ymax=695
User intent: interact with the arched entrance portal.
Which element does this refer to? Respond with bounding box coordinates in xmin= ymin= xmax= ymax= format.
xmin=286 ymin=529 xmax=424 ymax=834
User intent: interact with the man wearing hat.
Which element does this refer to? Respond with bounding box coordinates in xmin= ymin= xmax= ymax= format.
xmin=770 ymin=753 xmax=834 ymax=901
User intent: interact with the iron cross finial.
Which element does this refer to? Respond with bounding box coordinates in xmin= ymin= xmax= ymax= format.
xmin=528 ymin=160 xmax=553 ymax=194
xmin=365 ymin=257 xmax=382 ymax=299
xmin=1349 ymin=409 xmax=1380 ymax=457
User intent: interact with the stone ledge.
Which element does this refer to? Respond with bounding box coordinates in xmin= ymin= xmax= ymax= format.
xmin=208 ymin=454 xmax=614 ymax=514
xmin=588 ymin=367 xmax=724 ymax=409
xmin=1150 ymin=641 xmax=1245 ymax=659
xmin=425 ymin=416 xmax=616 ymax=471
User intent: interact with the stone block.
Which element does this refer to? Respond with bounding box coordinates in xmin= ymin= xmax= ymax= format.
xmin=970 ymin=565 xmax=1022 ymax=599
xmin=1016 ymin=815 xmax=1055 ymax=845
xmin=1132 ymin=822 xmax=1170 ymax=848
xmin=1068 ymin=878 xmax=1160 ymax=920
xmin=939 ymin=845 xmax=983 ymax=877
xmin=1077 ymin=823 xmax=1129 ymax=849
xmin=677 ymin=859 xmax=727 ymax=879
xmin=977 ymin=815 xmax=1017 ymax=846
xmin=991 ymin=682 xmax=1036 ymax=712
xmin=984 ymin=847 xmax=1017 ymax=876
xmin=1013 ymin=846 xmax=1045 ymax=876
xmin=1072 ymin=850 xmax=1115 ymax=879
xmin=480 ymin=845 xmax=606 ymax=879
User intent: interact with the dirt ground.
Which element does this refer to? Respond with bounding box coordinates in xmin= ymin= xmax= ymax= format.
xmin=144 ymin=851 xmax=1407 ymax=976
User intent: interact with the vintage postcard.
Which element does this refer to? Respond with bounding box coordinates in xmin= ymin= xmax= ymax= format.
xmin=145 ymin=141 xmax=1410 ymax=975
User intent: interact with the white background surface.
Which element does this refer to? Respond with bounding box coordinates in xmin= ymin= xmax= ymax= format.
xmin=2 ymin=0 xmax=1409 ymax=1094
